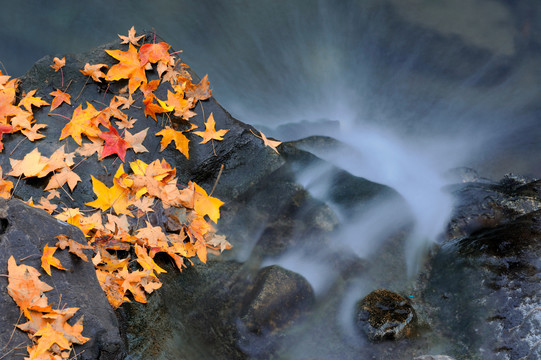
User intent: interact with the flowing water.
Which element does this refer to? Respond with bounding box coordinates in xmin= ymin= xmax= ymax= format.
xmin=2 ymin=0 xmax=541 ymax=358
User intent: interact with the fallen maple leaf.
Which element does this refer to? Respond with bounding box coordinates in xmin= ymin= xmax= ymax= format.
xmin=41 ymin=244 xmax=68 ymax=275
xmin=19 ymin=89 xmax=49 ymax=111
xmin=118 ymin=26 xmax=144 ymax=46
xmin=257 ymin=130 xmax=282 ymax=154
xmin=99 ymin=125 xmax=129 ymax=162
xmin=49 ymin=89 xmax=71 ymax=110
xmin=134 ymin=244 xmax=167 ymax=274
xmin=86 ymin=168 xmax=133 ymax=216
xmin=50 ymin=57 xmax=65 ymax=72
xmin=22 ymin=123 xmax=47 ymax=141
xmin=56 ymin=235 xmax=92 ymax=262
xmin=44 ymin=167 xmax=81 ymax=191
xmin=193 ymin=182 xmax=224 ymax=223
xmin=0 ymin=167 xmax=13 ymax=198
xmin=105 ymin=43 xmax=147 ymax=94
xmin=139 ymin=42 xmax=171 ymax=66
xmin=186 ymin=74 xmax=212 ymax=102
xmin=165 ymin=89 xmax=196 ymax=120
xmin=7 ymin=256 xmax=53 ymax=318
xmin=8 ymin=148 xmax=48 ymax=178
xmin=193 ymin=113 xmax=229 ymax=144
xmin=143 ymin=94 xmax=171 ymax=121
xmin=32 ymin=323 xmax=71 ymax=356
xmin=156 ymin=127 xmax=189 ymax=159
xmin=59 ymin=102 xmax=100 ymax=146
xmin=124 ymin=127 xmax=149 ymax=153
xmin=80 ymin=63 xmax=109 ymax=82
xmin=76 ymin=136 xmax=104 ymax=157
xmin=140 ymin=79 xmax=161 ymax=97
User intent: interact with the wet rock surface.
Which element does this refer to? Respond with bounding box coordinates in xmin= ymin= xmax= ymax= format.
xmin=0 ymin=199 xmax=124 ymax=360
xmin=356 ymin=289 xmax=417 ymax=341
xmin=419 ymin=175 xmax=541 ymax=360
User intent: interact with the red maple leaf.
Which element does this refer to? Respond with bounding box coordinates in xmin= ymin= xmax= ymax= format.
xmin=99 ymin=125 xmax=129 ymax=162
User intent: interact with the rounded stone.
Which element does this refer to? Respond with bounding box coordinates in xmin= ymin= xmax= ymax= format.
xmin=355 ymin=288 xmax=417 ymax=341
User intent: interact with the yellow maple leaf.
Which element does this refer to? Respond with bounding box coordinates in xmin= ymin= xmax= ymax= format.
xmin=134 ymin=244 xmax=167 ymax=274
xmin=155 ymin=127 xmax=189 ymax=159
xmin=86 ymin=166 xmax=133 ymax=216
xmin=193 ymin=113 xmax=229 ymax=144
xmin=193 ymin=182 xmax=224 ymax=223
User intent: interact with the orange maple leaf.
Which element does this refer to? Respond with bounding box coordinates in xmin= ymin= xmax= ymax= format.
xmin=105 ymin=43 xmax=147 ymax=94
xmin=41 ymin=244 xmax=68 ymax=275
xmin=138 ymin=42 xmax=171 ymax=66
xmin=32 ymin=323 xmax=71 ymax=357
xmin=8 ymin=148 xmax=48 ymax=178
xmin=155 ymin=127 xmax=190 ymax=159
xmin=59 ymin=102 xmax=100 ymax=145
xmin=165 ymin=89 xmax=196 ymax=120
xmin=21 ymin=123 xmax=47 ymax=142
xmin=185 ymin=74 xmax=212 ymax=102
xmin=118 ymin=26 xmax=145 ymax=46
xmin=7 ymin=256 xmax=53 ymax=318
xmin=253 ymin=129 xmax=282 ymax=154
xmin=0 ymin=167 xmax=13 ymax=198
xmin=80 ymin=63 xmax=109 ymax=82
xmin=50 ymin=57 xmax=65 ymax=72
xmin=193 ymin=113 xmax=229 ymax=144
xmin=18 ymin=307 xmax=90 ymax=345
xmin=49 ymin=89 xmax=71 ymax=111
xmin=134 ymin=244 xmax=167 ymax=274
xmin=56 ymin=234 xmax=92 ymax=262
xmin=143 ymin=94 xmax=172 ymax=121
xmin=44 ymin=167 xmax=81 ymax=192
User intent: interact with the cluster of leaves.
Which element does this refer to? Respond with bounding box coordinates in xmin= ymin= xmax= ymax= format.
xmin=2 ymin=26 xmax=284 ymax=358
xmin=7 ymin=254 xmax=89 ymax=359
xmin=0 ymin=27 xmax=289 ymax=358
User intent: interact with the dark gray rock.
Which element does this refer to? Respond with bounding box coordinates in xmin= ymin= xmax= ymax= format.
xmin=239 ymin=265 xmax=315 ymax=335
xmin=120 ymin=261 xmax=315 ymax=360
xmin=355 ymin=288 xmax=417 ymax=341
xmin=445 ymin=175 xmax=541 ymax=240
xmin=0 ymin=199 xmax=124 ymax=360
xmin=420 ymin=175 xmax=541 ymax=359
xmin=414 ymin=356 xmax=456 ymax=360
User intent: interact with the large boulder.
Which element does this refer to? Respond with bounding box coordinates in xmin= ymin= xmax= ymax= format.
xmin=419 ymin=175 xmax=541 ymax=359
xmin=0 ymin=198 xmax=124 ymax=360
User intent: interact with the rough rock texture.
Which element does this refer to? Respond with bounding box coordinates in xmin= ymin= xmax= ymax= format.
xmin=120 ymin=262 xmax=315 ymax=360
xmin=356 ymin=289 xmax=417 ymax=341
xmin=420 ymin=175 xmax=541 ymax=360
xmin=0 ymin=199 xmax=124 ymax=360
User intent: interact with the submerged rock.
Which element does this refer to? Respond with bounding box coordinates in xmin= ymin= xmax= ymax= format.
xmin=355 ymin=289 xmax=417 ymax=341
